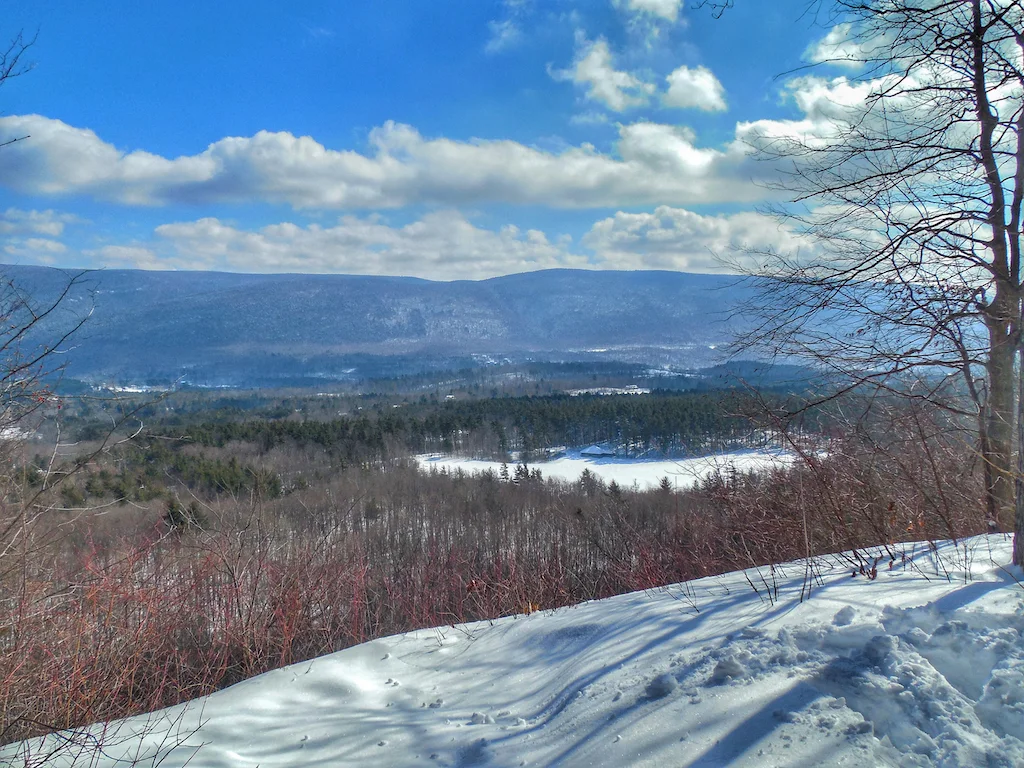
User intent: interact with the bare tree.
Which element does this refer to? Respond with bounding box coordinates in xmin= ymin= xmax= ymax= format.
xmin=0 ymin=28 xmax=87 ymax=573
xmin=732 ymin=1 xmax=1024 ymax=564
xmin=0 ymin=28 xmax=33 ymax=149
xmin=0 ymin=270 xmax=96 ymax=571
xmin=692 ymin=0 xmax=736 ymax=17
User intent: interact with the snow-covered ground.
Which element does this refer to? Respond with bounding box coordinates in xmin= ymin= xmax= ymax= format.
xmin=416 ymin=448 xmax=794 ymax=490
xmin=8 ymin=535 xmax=1023 ymax=767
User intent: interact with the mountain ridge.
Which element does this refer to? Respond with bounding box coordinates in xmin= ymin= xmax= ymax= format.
xmin=1 ymin=264 xmax=752 ymax=386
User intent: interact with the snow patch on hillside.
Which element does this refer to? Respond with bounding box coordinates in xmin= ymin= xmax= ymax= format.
xmin=416 ymin=448 xmax=794 ymax=490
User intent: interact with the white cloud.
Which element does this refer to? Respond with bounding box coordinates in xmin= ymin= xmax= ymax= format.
xmin=761 ymin=51 xmax=1023 ymax=169
xmin=735 ymin=73 xmax=911 ymax=152
xmin=0 ymin=114 xmax=765 ymax=209
xmin=804 ymin=23 xmax=871 ymax=69
xmin=550 ymin=36 xmax=655 ymax=112
xmin=583 ymin=206 xmax=817 ymax=272
xmin=12 ymin=237 xmax=66 ymax=254
xmin=141 ymin=211 xmax=589 ymax=280
xmin=83 ymin=205 xmax=816 ymax=279
xmin=622 ymin=0 xmax=682 ymax=22
xmin=0 ymin=208 xmax=80 ymax=266
xmin=485 ymin=19 xmax=522 ymax=54
xmin=485 ymin=0 xmax=532 ymax=54
xmin=0 ymin=115 xmax=214 ymax=204
xmin=4 ymin=236 xmax=68 ymax=263
xmin=88 ymin=245 xmax=170 ymax=271
xmin=663 ymin=65 xmax=727 ymax=112
xmin=0 ymin=208 xmax=80 ymax=236
xmin=741 ymin=55 xmax=975 ymax=156
xmin=569 ymin=110 xmax=611 ymax=126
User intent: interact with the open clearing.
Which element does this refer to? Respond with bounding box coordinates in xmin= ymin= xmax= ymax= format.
xmin=415 ymin=448 xmax=796 ymax=490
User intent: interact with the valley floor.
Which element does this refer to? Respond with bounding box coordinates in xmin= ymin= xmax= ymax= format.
xmin=6 ymin=535 xmax=1023 ymax=768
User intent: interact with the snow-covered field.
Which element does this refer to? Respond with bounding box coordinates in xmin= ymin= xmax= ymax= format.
xmin=8 ymin=535 xmax=1023 ymax=767
xmin=416 ymin=448 xmax=794 ymax=490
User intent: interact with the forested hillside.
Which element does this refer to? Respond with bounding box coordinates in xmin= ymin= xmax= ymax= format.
xmin=166 ymin=391 xmax=788 ymax=463
xmin=2 ymin=265 xmax=751 ymax=386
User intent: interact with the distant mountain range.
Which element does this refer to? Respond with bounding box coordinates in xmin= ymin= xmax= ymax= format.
xmin=1 ymin=265 xmax=757 ymax=387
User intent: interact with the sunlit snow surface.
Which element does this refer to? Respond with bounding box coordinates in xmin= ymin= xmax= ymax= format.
xmin=415 ymin=449 xmax=795 ymax=490
xmin=7 ymin=536 xmax=1024 ymax=767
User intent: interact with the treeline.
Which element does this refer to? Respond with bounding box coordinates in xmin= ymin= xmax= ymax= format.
xmin=54 ymin=439 xmax=284 ymax=510
xmin=54 ymin=390 xmax=793 ymax=509
xmin=160 ymin=391 xmax=802 ymax=464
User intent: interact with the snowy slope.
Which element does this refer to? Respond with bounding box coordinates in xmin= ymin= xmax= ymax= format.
xmin=7 ymin=536 xmax=1023 ymax=768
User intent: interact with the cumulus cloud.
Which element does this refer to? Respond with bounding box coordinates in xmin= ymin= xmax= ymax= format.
xmin=4 ymin=236 xmax=68 ymax=263
xmin=0 ymin=115 xmax=214 ymax=204
xmin=583 ymin=206 xmax=817 ymax=272
xmin=0 ymin=208 xmax=81 ymax=265
xmin=663 ymin=65 xmax=727 ymax=112
xmin=739 ymin=50 xmax=978 ymax=156
xmin=80 ymin=203 xmax=817 ymax=279
xmin=0 ymin=114 xmax=765 ymax=209
xmin=140 ymin=211 xmax=588 ymax=280
xmin=0 ymin=207 xmax=80 ymax=236
xmin=735 ymin=73 xmax=909 ymax=152
xmin=550 ymin=36 xmax=655 ymax=112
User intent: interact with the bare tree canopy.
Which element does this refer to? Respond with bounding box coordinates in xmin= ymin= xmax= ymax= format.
xmin=692 ymin=0 xmax=736 ymax=17
xmin=0 ymin=29 xmax=32 ymax=149
xmin=732 ymin=0 xmax=1024 ymax=564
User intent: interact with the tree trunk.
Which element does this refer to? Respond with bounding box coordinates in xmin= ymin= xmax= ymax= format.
xmin=985 ymin=312 xmax=1016 ymax=530
xmin=1015 ymin=335 xmax=1024 ymax=565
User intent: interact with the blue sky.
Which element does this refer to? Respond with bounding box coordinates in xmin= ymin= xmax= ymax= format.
xmin=0 ymin=0 xmax=856 ymax=279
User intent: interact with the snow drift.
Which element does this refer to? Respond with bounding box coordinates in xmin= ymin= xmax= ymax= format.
xmin=6 ymin=535 xmax=1023 ymax=767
